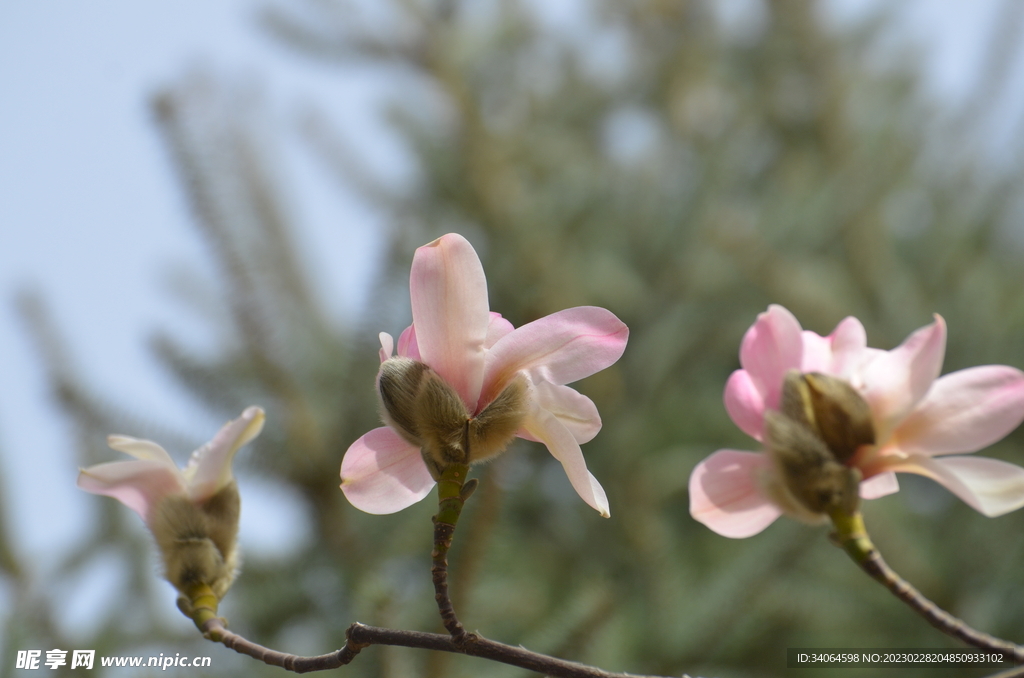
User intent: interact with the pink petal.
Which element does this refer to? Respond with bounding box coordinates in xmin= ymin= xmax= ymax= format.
xmin=858 ymin=315 xmax=946 ymax=439
xmin=887 ymin=455 xmax=1024 ymax=517
xmin=723 ymin=369 xmax=765 ymax=441
xmin=859 ymin=471 xmax=899 ymax=499
xmin=77 ymin=460 xmax=186 ymax=521
xmin=396 ymin=324 xmax=422 ymax=361
xmin=106 ymin=436 xmax=176 ymax=465
xmin=486 ymin=312 xmax=515 ymax=348
xmin=828 ymin=317 xmax=869 ymax=376
xmin=531 ymin=381 xmax=602 ymax=444
xmin=689 ymin=449 xmax=782 ymax=538
xmin=800 ymin=316 xmax=868 ymax=377
xmin=188 ymin=406 xmax=265 ymax=502
xmin=739 ymin=305 xmax=803 ymax=411
xmin=379 ymin=332 xmax=395 ymax=363
xmin=890 ymin=365 xmax=1024 ymax=456
xmin=481 ymin=306 xmax=627 ymax=409
xmin=523 ymin=403 xmax=610 ymax=517
xmin=410 ymin=233 xmax=490 ymax=409
xmin=799 ymin=331 xmax=831 ymax=376
xmin=340 ymin=427 xmax=435 ymax=514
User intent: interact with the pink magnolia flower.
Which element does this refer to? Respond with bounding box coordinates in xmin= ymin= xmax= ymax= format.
xmin=690 ymin=305 xmax=1024 ymax=538
xmin=340 ymin=233 xmax=628 ymax=517
xmin=77 ymin=406 xmax=265 ymax=524
xmin=77 ymin=407 xmax=265 ymax=598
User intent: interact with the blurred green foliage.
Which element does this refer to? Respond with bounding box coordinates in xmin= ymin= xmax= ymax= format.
xmin=7 ymin=1 xmax=1024 ymax=677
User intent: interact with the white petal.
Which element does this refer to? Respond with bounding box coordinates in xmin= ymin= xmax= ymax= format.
xmin=531 ymin=381 xmax=602 ymax=444
xmin=522 ymin=403 xmax=610 ymax=517
xmin=859 ymin=471 xmax=899 ymax=499
xmin=891 ymin=365 xmax=1024 ymax=456
xmin=379 ymin=332 xmax=395 ymax=363
xmin=858 ymin=315 xmax=946 ymax=439
xmin=77 ymin=460 xmax=186 ymax=521
xmin=188 ymin=406 xmax=265 ymax=501
xmin=888 ymin=455 xmax=1024 ymax=517
xmin=106 ymin=436 xmax=176 ymax=465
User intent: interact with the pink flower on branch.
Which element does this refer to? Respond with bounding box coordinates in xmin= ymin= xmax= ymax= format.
xmin=340 ymin=233 xmax=628 ymax=517
xmin=77 ymin=406 xmax=265 ymax=597
xmin=690 ymin=305 xmax=1024 ymax=538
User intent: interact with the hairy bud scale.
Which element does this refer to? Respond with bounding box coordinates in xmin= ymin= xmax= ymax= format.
xmin=765 ymin=370 xmax=874 ymax=520
xmin=377 ymin=357 xmax=528 ymax=479
xmin=149 ymin=481 xmax=241 ymax=607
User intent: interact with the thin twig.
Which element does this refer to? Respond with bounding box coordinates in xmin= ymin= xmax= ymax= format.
xmin=188 ymin=585 xmax=673 ymax=676
xmin=203 ymin=618 xmax=670 ymax=678
xmin=427 ymin=466 xmax=501 ymax=678
xmin=831 ymin=512 xmax=1024 ymax=663
xmin=191 ymin=469 xmax=679 ymax=678
xmin=202 ymin=617 xmax=364 ymax=673
xmin=431 ymin=462 xmax=473 ymax=642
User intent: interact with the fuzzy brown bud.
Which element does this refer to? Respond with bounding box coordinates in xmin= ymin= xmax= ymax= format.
xmin=377 ymin=357 xmax=528 ymax=479
xmin=149 ymin=481 xmax=241 ymax=608
xmin=765 ymin=370 xmax=874 ymax=519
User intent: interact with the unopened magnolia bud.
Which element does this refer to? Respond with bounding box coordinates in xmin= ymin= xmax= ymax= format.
xmin=765 ymin=370 xmax=873 ymax=519
xmin=765 ymin=411 xmax=862 ymax=519
xmin=795 ymin=372 xmax=875 ymax=463
xmin=149 ymin=481 xmax=241 ymax=602
xmin=376 ymin=357 xmax=528 ymax=478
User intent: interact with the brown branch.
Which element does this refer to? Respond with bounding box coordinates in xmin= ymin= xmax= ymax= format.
xmin=857 ymin=549 xmax=1024 ymax=663
xmin=431 ymin=519 xmax=468 ymax=641
xmin=189 ymin=464 xmax=679 ymax=678
xmin=832 ymin=512 xmax=1024 ymax=663
xmin=427 ymin=467 xmax=501 ymax=678
xmin=201 ymin=617 xmax=672 ymax=678
xmin=202 ymin=617 xmax=363 ymax=672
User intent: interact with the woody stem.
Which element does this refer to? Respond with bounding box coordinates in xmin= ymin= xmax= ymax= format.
xmin=433 ymin=461 xmax=473 ymax=643
xmin=830 ymin=511 xmax=1024 ymax=663
xmin=188 ymin=578 xmax=668 ymax=676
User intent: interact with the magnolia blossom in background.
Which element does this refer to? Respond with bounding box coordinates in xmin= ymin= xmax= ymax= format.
xmin=340 ymin=233 xmax=628 ymax=517
xmin=77 ymin=406 xmax=265 ymax=521
xmin=690 ymin=305 xmax=1024 ymax=538
xmin=77 ymin=407 xmax=265 ymax=596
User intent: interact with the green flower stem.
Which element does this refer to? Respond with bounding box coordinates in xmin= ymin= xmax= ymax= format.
xmin=183 ymin=583 xmax=221 ymax=634
xmin=830 ymin=510 xmax=1024 ymax=663
xmin=433 ymin=461 xmax=473 ymax=643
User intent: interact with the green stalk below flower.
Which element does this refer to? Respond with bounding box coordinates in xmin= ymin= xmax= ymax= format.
xmin=432 ymin=462 xmax=474 ymax=644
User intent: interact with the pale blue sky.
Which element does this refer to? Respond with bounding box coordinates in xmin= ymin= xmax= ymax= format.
xmin=1 ymin=0 xmax=1022 ymax=640
xmin=0 ymin=0 xmax=403 ymax=635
